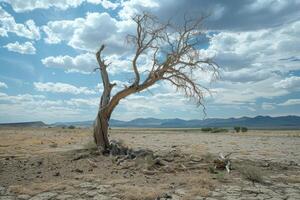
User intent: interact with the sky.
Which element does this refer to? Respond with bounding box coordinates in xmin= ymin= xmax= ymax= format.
xmin=0 ymin=0 xmax=300 ymax=123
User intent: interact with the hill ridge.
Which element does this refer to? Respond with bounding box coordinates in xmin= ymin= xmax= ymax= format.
xmin=1 ymin=116 xmax=300 ymax=129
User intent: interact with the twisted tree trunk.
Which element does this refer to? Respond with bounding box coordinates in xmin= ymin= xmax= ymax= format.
xmin=93 ymin=111 xmax=110 ymax=150
xmin=93 ymin=45 xmax=115 ymax=152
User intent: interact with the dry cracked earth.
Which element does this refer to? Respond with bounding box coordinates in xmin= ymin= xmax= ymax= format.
xmin=0 ymin=127 xmax=299 ymax=200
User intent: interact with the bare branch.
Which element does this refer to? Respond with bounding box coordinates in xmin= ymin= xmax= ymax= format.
xmin=95 ymin=45 xmax=115 ymax=109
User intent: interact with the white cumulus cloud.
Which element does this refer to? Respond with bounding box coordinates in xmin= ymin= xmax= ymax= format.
xmin=4 ymin=41 xmax=36 ymax=54
xmin=42 ymin=52 xmax=132 ymax=74
xmin=41 ymin=53 xmax=96 ymax=74
xmin=34 ymin=82 xmax=96 ymax=95
xmin=3 ymin=0 xmax=120 ymax=12
xmin=0 ymin=92 xmax=98 ymax=123
xmin=87 ymin=0 xmax=119 ymax=9
xmin=0 ymin=7 xmax=40 ymax=39
xmin=42 ymin=12 xmax=133 ymax=53
xmin=3 ymin=0 xmax=84 ymax=12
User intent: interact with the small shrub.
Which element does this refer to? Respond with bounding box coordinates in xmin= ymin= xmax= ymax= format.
xmin=215 ymin=171 xmax=229 ymax=183
xmin=241 ymin=127 xmax=248 ymax=132
xmin=239 ymin=165 xmax=264 ymax=183
xmin=211 ymin=128 xmax=228 ymax=133
xmin=234 ymin=126 xmax=241 ymax=132
xmin=201 ymin=127 xmax=228 ymax=133
xmin=68 ymin=125 xmax=76 ymax=129
xmin=208 ymin=165 xmax=217 ymax=174
xmin=201 ymin=127 xmax=212 ymax=132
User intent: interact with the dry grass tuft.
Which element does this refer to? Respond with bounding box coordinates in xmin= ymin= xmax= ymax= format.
xmin=187 ymin=172 xmax=216 ymax=190
xmin=179 ymin=171 xmax=216 ymax=199
xmin=83 ymin=140 xmax=97 ymax=150
xmin=239 ymin=165 xmax=264 ymax=183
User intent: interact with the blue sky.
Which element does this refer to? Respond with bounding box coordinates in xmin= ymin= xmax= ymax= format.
xmin=0 ymin=0 xmax=300 ymax=123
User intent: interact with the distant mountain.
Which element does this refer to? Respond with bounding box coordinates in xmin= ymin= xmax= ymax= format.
xmin=110 ymin=116 xmax=300 ymax=129
xmin=51 ymin=115 xmax=300 ymax=129
xmin=0 ymin=121 xmax=46 ymax=127
xmin=1 ymin=116 xmax=300 ymax=129
xmin=52 ymin=120 xmax=93 ymax=127
xmin=158 ymin=115 xmax=300 ymax=129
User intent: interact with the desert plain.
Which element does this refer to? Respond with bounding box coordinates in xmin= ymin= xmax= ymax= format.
xmin=0 ymin=127 xmax=299 ymax=200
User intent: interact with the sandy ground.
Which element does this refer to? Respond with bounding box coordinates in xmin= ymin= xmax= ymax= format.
xmin=0 ymin=127 xmax=299 ymax=200
xmin=112 ymin=129 xmax=300 ymax=164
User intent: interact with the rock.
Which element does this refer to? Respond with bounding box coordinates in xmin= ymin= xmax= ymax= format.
xmin=74 ymin=169 xmax=83 ymax=173
xmin=17 ymin=195 xmax=31 ymax=200
xmin=29 ymin=192 xmax=57 ymax=200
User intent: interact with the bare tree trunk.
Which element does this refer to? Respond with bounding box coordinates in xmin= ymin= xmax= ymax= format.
xmin=93 ymin=111 xmax=110 ymax=151
xmin=93 ymin=45 xmax=116 ymax=152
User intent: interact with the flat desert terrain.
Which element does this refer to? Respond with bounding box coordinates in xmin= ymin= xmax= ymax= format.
xmin=0 ymin=128 xmax=299 ymax=200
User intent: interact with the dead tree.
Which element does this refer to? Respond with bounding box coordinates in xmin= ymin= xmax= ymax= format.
xmin=93 ymin=13 xmax=218 ymax=152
